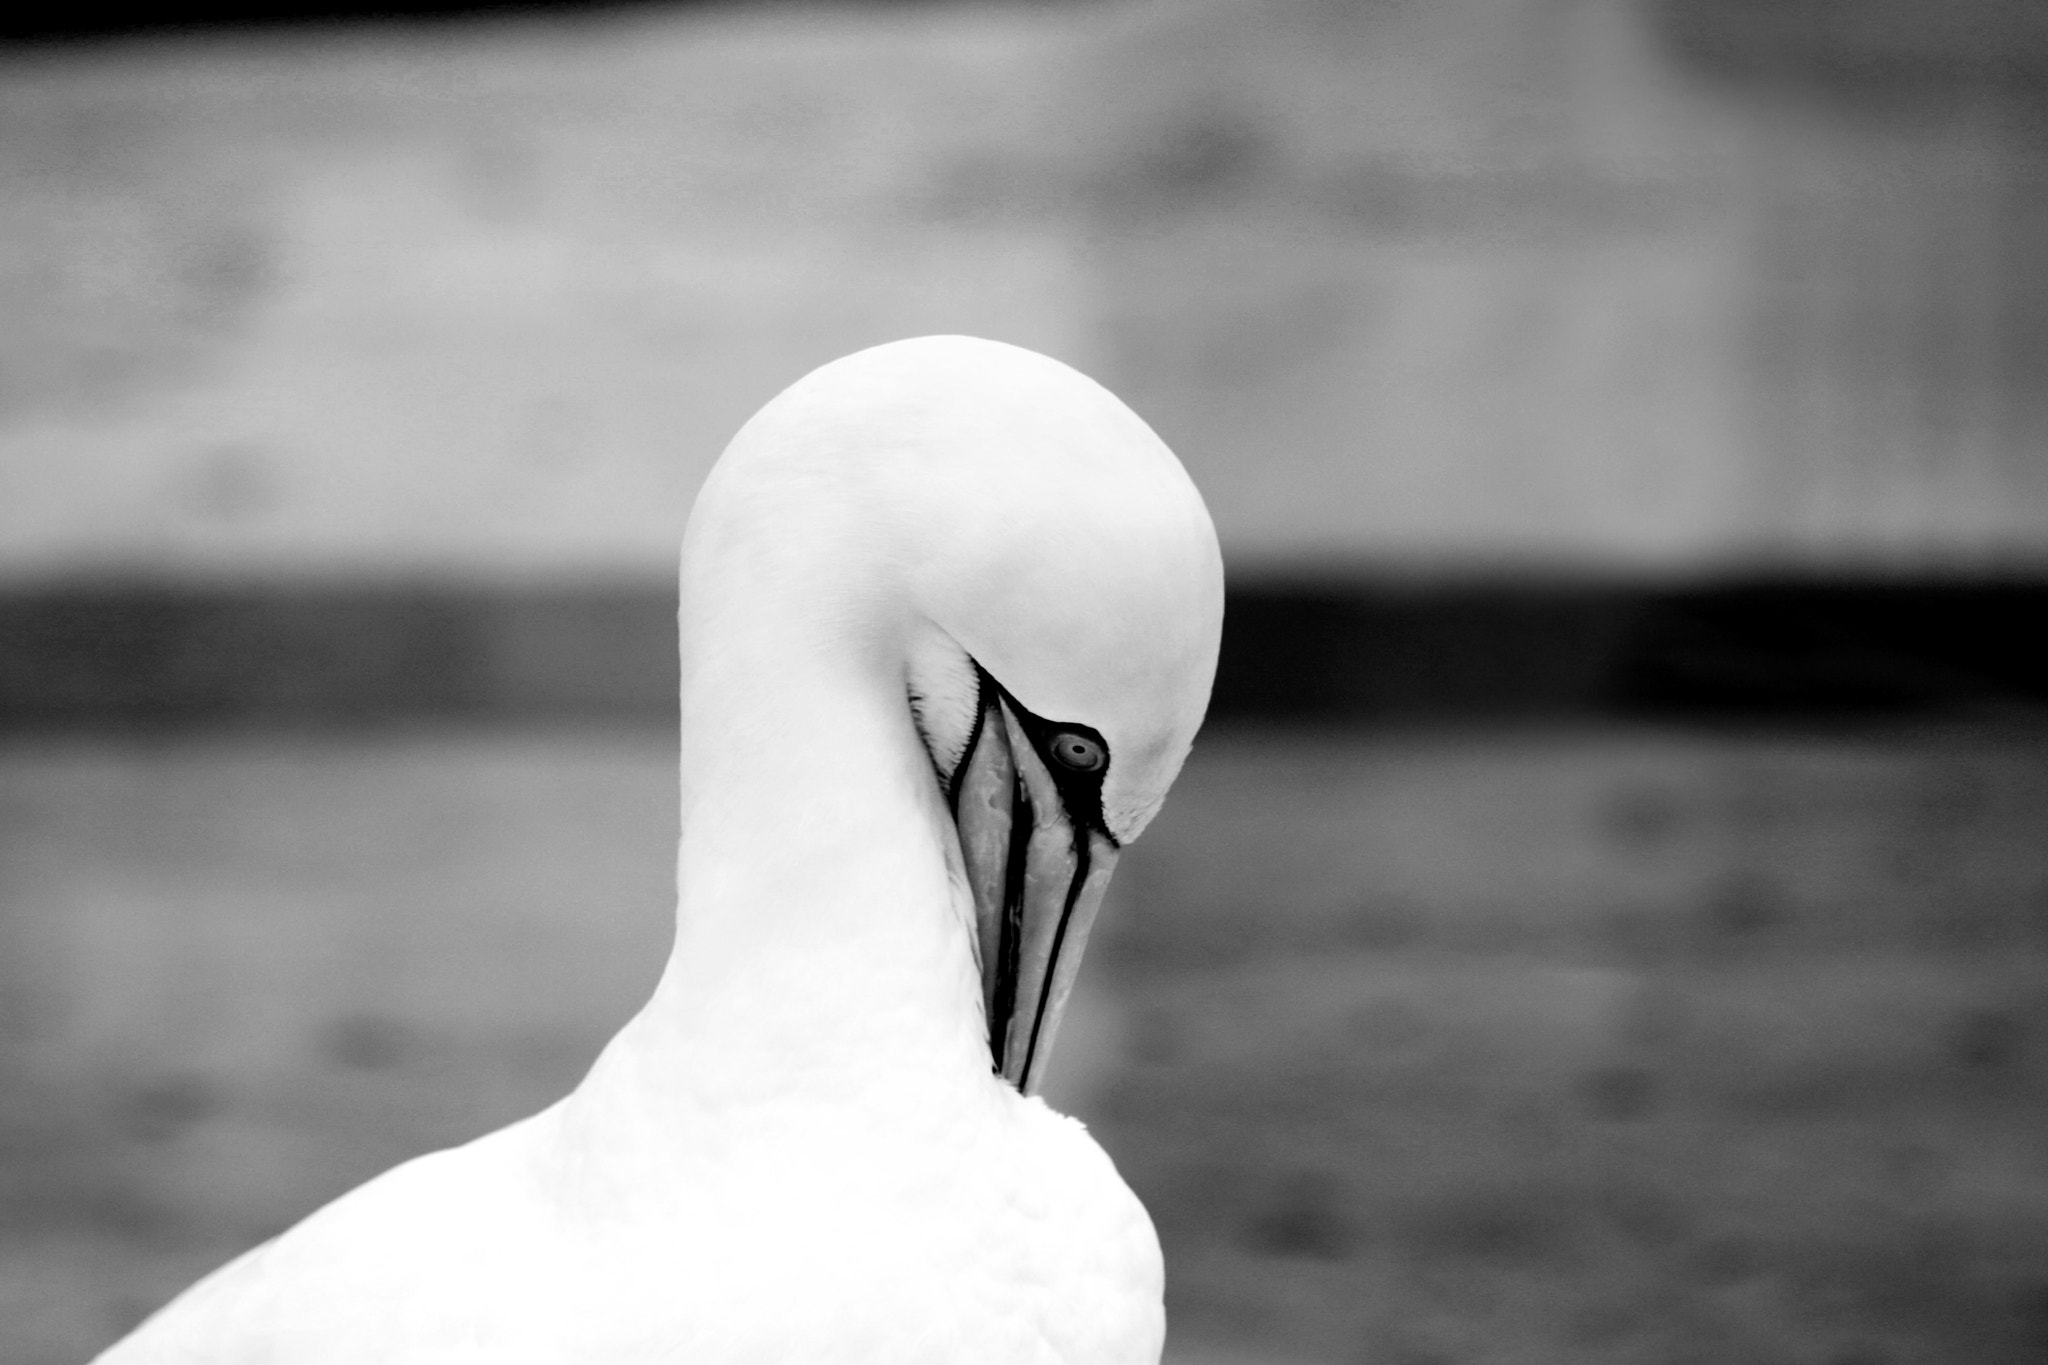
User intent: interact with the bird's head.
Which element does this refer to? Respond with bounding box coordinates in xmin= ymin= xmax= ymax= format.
xmin=685 ymin=336 xmax=1222 ymax=1093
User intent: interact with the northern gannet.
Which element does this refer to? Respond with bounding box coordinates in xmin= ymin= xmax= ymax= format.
xmin=94 ymin=335 xmax=1224 ymax=1365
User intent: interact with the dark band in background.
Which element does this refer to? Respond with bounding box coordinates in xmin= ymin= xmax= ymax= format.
xmin=4 ymin=579 xmax=2044 ymax=730
xmin=1216 ymin=580 xmax=2048 ymax=725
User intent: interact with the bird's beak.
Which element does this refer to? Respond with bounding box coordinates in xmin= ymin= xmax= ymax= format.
xmin=951 ymin=692 xmax=1120 ymax=1096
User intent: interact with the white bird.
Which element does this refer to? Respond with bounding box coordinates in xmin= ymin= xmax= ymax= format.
xmin=94 ymin=335 xmax=1224 ymax=1365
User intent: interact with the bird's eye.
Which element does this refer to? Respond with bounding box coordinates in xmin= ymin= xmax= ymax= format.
xmin=1048 ymin=732 xmax=1106 ymax=773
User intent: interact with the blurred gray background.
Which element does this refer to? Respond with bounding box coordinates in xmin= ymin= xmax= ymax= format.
xmin=5 ymin=1 xmax=2048 ymax=1362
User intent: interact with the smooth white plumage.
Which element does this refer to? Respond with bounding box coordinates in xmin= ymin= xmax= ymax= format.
xmin=96 ymin=336 xmax=1224 ymax=1365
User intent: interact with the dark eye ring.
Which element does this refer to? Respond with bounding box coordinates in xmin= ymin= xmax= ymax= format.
xmin=1049 ymin=732 xmax=1106 ymax=773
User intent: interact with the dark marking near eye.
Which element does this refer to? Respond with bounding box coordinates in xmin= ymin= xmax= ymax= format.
xmin=961 ymin=662 xmax=1117 ymax=844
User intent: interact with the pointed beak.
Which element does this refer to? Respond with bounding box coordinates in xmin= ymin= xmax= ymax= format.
xmin=951 ymin=690 xmax=1120 ymax=1096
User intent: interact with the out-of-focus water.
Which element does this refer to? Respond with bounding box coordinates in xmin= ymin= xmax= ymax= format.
xmin=4 ymin=726 xmax=2046 ymax=1363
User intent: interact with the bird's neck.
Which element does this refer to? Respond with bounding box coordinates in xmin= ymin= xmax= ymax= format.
xmin=578 ymin=603 xmax=996 ymax=1134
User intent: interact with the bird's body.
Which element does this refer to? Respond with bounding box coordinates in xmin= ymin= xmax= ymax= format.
xmin=117 ymin=1082 xmax=1156 ymax=1364
xmin=96 ymin=337 xmax=1221 ymax=1365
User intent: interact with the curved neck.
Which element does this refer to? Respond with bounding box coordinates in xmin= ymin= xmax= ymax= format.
xmin=586 ymin=548 xmax=993 ymax=1123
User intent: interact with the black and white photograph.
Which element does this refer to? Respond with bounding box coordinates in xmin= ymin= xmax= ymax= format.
xmin=4 ymin=1 xmax=2048 ymax=1361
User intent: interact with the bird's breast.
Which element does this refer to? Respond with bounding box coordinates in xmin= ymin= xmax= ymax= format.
xmin=550 ymin=1084 xmax=1163 ymax=1365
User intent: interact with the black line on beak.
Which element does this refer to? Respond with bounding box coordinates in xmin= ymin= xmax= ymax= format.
xmin=1019 ymin=826 xmax=1091 ymax=1088
xmin=989 ymin=757 xmax=1031 ymax=1076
